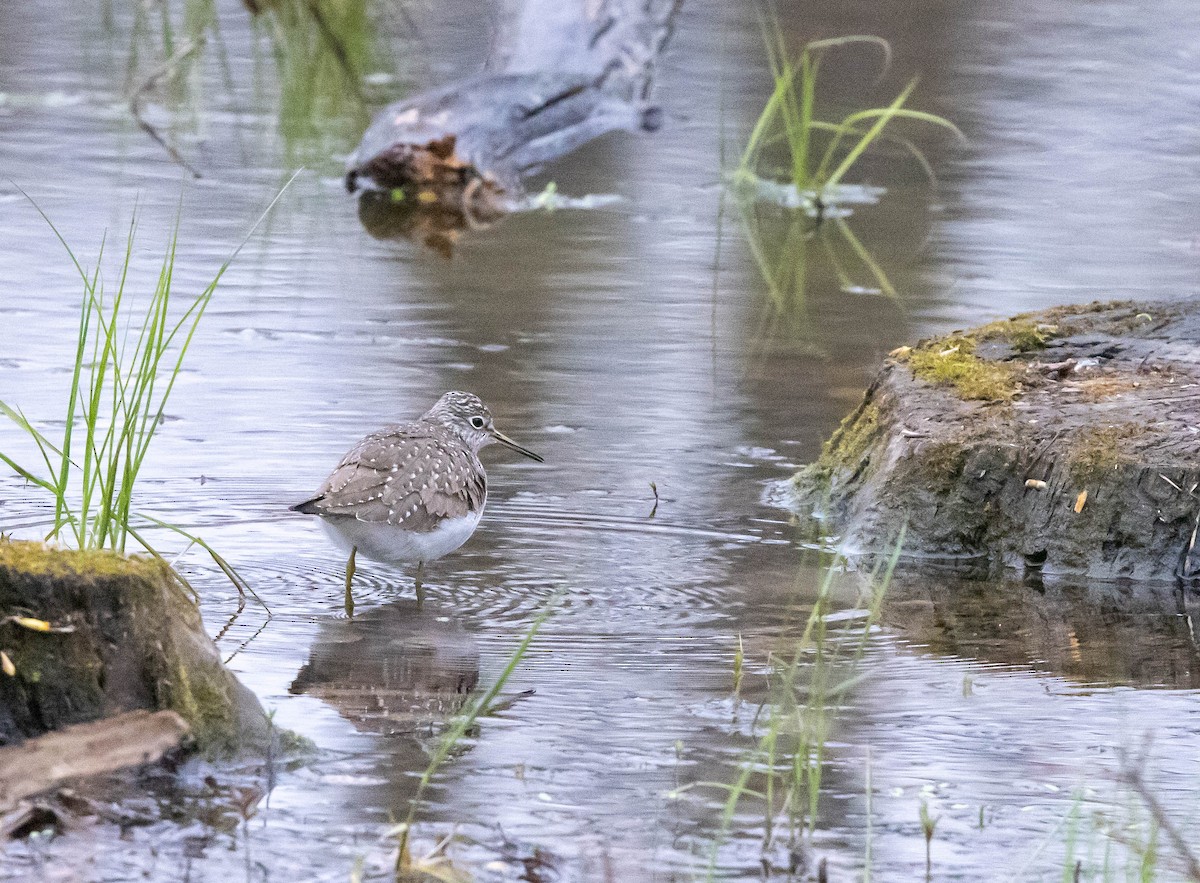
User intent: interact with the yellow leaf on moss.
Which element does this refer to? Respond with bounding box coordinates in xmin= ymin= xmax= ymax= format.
xmin=12 ymin=617 xmax=51 ymax=632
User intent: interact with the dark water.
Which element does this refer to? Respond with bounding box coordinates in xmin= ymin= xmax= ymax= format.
xmin=2 ymin=0 xmax=1200 ymax=880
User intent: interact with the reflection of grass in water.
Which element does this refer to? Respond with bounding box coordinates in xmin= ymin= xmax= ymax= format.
xmin=389 ymin=594 xmax=559 ymax=880
xmin=738 ymin=195 xmax=897 ymax=341
xmin=0 ymin=188 xmax=288 ymax=608
xmin=258 ymin=0 xmax=376 ymax=159
xmin=697 ymin=534 xmax=903 ymax=880
xmin=117 ymin=0 xmax=385 ymax=164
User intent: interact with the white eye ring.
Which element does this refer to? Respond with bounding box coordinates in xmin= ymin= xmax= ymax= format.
xmin=470 ymin=416 xmax=486 ymax=429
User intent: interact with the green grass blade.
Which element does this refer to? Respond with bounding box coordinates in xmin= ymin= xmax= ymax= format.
xmin=0 ymin=452 xmax=57 ymax=495
xmin=137 ymin=512 xmax=271 ymax=615
xmin=833 ymin=217 xmax=898 ymax=298
xmin=124 ymin=523 xmax=201 ymax=605
xmin=803 ymin=34 xmax=892 ymax=73
xmin=822 ymin=79 xmax=913 ymax=190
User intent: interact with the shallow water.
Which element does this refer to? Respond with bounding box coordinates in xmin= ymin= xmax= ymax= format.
xmin=3 ymin=0 xmax=1200 ymax=880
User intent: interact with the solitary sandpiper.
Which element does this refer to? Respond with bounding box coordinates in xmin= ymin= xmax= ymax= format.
xmin=291 ymin=391 xmax=543 ymax=608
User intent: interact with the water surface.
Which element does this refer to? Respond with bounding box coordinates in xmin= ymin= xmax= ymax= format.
xmin=2 ymin=0 xmax=1200 ymax=880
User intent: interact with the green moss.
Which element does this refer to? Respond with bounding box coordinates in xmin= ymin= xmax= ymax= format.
xmin=909 ymin=440 xmax=971 ymax=494
xmin=163 ymin=662 xmax=237 ymax=757
xmin=796 ymin=402 xmax=882 ymax=488
xmin=1066 ymin=424 xmax=1141 ymax=484
xmin=975 ymin=317 xmax=1058 ymax=352
xmin=0 ymin=540 xmax=269 ymax=757
xmin=1040 ymin=299 xmax=1133 ymax=322
xmin=0 ymin=539 xmax=165 ymax=582
xmin=822 ymin=402 xmax=880 ymax=468
xmin=276 ymin=725 xmax=318 ymax=756
xmin=905 ymin=337 xmax=1018 ymax=402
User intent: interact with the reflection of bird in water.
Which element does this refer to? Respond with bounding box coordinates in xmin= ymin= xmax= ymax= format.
xmin=291 ymin=391 xmax=542 ymax=611
xmin=289 ymin=600 xmax=479 ymax=735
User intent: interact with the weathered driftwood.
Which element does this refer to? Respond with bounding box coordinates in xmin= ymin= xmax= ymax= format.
xmin=0 ymin=710 xmax=188 ymax=815
xmin=346 ymin=0 xmax=680 ymax=233
xmin=0 ymin=541 xmax=271 ymax=755
xmin=792 ymin=301 xmax=1200 ymax=582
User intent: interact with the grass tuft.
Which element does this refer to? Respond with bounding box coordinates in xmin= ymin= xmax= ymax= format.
xmin=392 ymin=593 xmax=560 ymax=876
xmin=0 ymin=182 xmax=292 ymax=603
xmin=702 ymin=531 xmax=904 ymax=879
xmin=733 ymin=13 xmax=963 ymax=211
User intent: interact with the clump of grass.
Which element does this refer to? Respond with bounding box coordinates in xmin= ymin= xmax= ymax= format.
xmin=0 ymin=185 xmax=289 ymax=604
xmin=904 ymin=337 xmax=1019 ymax=402
xmin=118 ymin=0 xmax=386 ymax=172
xmin=734 ymin=15 xmax=963 ymax=209
xmin=728 ymin=18 xmax=959 ymax=327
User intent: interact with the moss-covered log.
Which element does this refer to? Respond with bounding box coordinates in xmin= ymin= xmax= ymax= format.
xmin=792 ymin=301 xmax=1200 ymax=582
xmin=0 ymin=541 xmax=270 ymax=755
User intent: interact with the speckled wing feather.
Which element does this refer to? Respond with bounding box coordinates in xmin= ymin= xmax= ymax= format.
xmin=293 ymin=423 xmax=486 ymax=532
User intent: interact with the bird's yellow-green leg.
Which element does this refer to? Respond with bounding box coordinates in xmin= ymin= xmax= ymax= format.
xmin=344 ymin=545 xmax=358 ymax=617
xmin=415 ymin=560 xmax=425 ymax=607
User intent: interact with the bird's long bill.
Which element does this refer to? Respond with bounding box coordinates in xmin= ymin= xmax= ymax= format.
xmin=491 ymin=428 xmax=544 ymax=462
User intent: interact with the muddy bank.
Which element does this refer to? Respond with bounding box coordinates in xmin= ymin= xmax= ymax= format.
xmin=792 ymin=301 xmax=1200 ymax=582
xmin=0 ymin=542 xmax=271 ymax=757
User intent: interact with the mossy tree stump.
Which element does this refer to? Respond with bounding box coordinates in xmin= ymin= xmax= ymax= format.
xmin=0 ymin=541 xmax=270 ymax=755
xmin=793 ymin=301 xmax=1200 ymax=582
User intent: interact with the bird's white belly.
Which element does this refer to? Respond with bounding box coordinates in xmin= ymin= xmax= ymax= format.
xmin=319 ymin=509 xmax=484 ymax=565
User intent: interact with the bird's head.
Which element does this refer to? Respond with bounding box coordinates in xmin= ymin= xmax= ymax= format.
xmin=424 ymin=391 xmax=543 ymax=461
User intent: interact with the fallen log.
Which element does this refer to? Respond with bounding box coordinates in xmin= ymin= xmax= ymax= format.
xmin=0 ymin=710 xmax=188 ymax=815
xmin=347 ymin=0 xmax=679 ymax=245
xmin=791 ymin=301 xmax=1200 ymax=582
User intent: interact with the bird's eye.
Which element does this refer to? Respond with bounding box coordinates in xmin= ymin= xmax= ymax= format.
xmin=470 ymin=416 xmax=486 ymax=429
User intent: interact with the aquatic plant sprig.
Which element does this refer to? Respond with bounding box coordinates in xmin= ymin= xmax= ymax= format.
xmin=0 ymin=175 xmax=297 ymax=604
xmin=734 ymin=14 xmax=964 ymax=210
